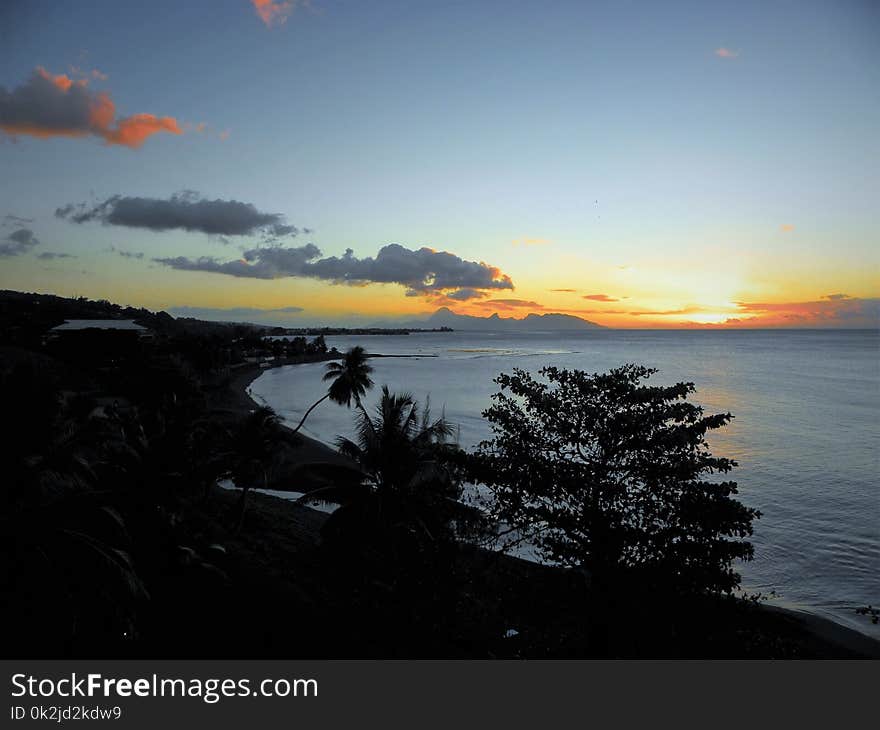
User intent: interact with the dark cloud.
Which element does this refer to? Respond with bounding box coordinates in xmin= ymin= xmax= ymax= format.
xmin=822 ymin=293 xmax=850 ymax=301
xmin=549 ymin=288 xmax=577 ymax=293
xmin=155 ymin=243 xmax=515 ymax=296
xmin=37 ymin=251 xmax=75 ymax=260
xmin=0 ymin=227 xmax=40 ymax=256
xmin=0 ymin=69 xmax=95 ymax=137
xmin=444 ymin=288 xmax=488 ymax=301
xmin=0 ymin=67 xmax=182 ymax=147
xmin=57 ymin=191 xmax=300 ymax=238
xmin=299 ymin=244 xmax=514 ymax=295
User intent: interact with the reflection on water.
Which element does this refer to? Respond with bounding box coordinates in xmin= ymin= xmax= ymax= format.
xmin=251 ymin=329 xmax=880 ymax=638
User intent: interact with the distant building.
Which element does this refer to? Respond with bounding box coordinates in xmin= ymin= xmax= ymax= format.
xmin=46 ymin=319 xmax=152 ymax=363
xmin=49 ymin=319 xmax=151 ymax=335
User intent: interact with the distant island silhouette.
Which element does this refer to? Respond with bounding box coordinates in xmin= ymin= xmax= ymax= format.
xmin=395 ymin=307 xmax=604 ymax=331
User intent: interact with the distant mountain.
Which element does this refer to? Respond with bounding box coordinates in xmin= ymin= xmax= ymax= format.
xmin=399 ymin=307 xmax=603 ymax=331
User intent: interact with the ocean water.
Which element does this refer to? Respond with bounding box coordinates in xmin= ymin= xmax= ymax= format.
xmin=250 ymin=329 xmax=880 ymax=637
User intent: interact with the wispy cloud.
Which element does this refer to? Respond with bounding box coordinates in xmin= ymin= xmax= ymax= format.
xmin=37 ymin=251 xmax=75 ymax=260
xmin=0 ymin=67 xmax=183 ymax=148
xmin=549 ymin=288 xmax=577 ymax=293
xmin=715 ymin=48 xmax=739 ymax=59
xmin=250 ymin=0 xmax=307 ymax=28
xmin=3 ymin=214 xmax=34 ymax=227
xmin=471 ymin=299 xmax=544 ymax=311
xmin=628 ymin=306 xmax=704 ymax=317
xmin=109 ymin=246 xmax=144 ymax=260
xmin=780 ymin=224 xmax=795 ymax=232
xmin=732 ymin=297 xmax=878 ymax=327
xmin=69 ymin=66 xmax=109 ymax=82
xmin=582 ymin=293 xmax=620 ymax=302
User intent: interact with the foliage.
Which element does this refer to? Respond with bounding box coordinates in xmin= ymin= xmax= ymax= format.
xmin=305 ymin=386 xmax=467 ymax=530
xmin=230 ymin=406 xmax=284 ymax=531
xmin=304 ymin=387 xmax=476 ymax=644
xmin=336 ymin=386 xmax=457 ymax=496
xmin=465 ymin=364 xmax=760 ymax=596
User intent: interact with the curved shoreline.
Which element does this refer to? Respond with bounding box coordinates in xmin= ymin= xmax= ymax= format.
xmin=223 ymin=358 xmax=880 ymax=657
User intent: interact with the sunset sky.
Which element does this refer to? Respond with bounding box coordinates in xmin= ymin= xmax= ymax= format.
xmin=1 ymin=0 xmax=877 ymax=328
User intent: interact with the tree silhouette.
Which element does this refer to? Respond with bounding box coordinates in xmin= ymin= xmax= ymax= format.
xmin=292 ymin=346 xmax=374 ymax=434
xmin=465 ymin=364 xmax=760 ymax=597
xmin=232 ymin=405 xmax=284 ymax=532
xmin=303 ymin=387 xmax=468 ymax=644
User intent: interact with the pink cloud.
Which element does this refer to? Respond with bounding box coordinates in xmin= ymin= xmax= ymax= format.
xmin=251 ymin=0 xmax=302 ymax=28
xmin=0 ymin=67 xmax=183 ymax=148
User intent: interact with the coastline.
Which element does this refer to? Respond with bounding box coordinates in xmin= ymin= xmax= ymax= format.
xmin=216 ymin=357 xmax=880 ymax=658
xmin=212 ymin=355 xmax=362 ymax=475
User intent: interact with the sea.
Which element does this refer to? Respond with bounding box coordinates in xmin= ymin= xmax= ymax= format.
xmin=250 ymin=329 xmax=880 ymax=638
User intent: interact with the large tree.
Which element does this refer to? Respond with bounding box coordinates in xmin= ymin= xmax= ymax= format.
xmin=465 ymin=364 xmax=760 ymax=597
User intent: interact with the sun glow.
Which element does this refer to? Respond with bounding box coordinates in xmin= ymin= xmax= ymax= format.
xmin=685 ymin=312 xmax=732 ymax=325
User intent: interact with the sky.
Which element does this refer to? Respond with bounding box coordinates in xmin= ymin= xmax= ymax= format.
xmin=1 ymin=0 xmax=878 ymax=328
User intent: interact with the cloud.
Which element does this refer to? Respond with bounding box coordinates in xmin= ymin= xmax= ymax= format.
xmin=0 ymin=67 xmax=182 ymax=148
xmin=3 ymin=214 xmax=34 ymax=227
xmin=155 ymin=242 xmax=515 ymax=296
xmin=111 ymin=247 xmax=144 ymax=259
xmin=780 ymin=224 xmax=795 ymax=232
xmin=0 ymin=227 xmax=40 ymax=256
xmin=37 ymin=251 xmax=75 ymax=260
xmin=444 ymin=288 xmax=489 ymax=301
xmin=69 ymin=66 xmax=108 ymax=82
xmin=57 ymin=191 xmax=299 ymax=238
xmin=583 ymin=293 xmax=620 ymax=302
xmin=732 ymin=298 xmax=879 ymax=326
xmin=822 ymin=293 xmax=850 ymax=300
xmin=549 ymin=288 xmax=577 ymax=293
xmin=471 ymin=298 xmax=545 ymax=311
xmin=715 ymin=48 xmax=739 ymax=59
xmin=251 ymin=0 xmax=304 ymax=27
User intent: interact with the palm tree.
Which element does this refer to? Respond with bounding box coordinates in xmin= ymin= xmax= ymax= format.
xmin=232 ymin=405 xmax=283 ymax=532
xmin=336 ymin=386 xmax=456 ymax=497
xmin=299 ymin=386 xmax=462 ymax=519
xmin=292 ymin=346 xmax=374 ymax=434
xmin=301 ymin=388 xmax=473 ymax=641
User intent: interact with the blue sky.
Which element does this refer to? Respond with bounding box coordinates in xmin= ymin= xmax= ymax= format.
xmin=1 ymin=0 xmax=878 ymax=326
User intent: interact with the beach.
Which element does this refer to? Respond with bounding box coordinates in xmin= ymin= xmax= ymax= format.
xmin=217 ymin=355 xmax=880 ymax=658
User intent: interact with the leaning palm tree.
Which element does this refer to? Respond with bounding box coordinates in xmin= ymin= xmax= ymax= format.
xmin=292 ymin=346 xmax=374 ymax=434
